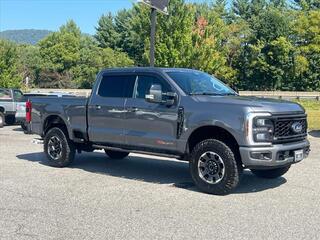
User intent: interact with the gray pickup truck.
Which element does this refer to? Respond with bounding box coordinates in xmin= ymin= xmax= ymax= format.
xmin=28 ymin=68 xmax=310 ymax=195
xmin=0 ymin=88 xmax=24 ymax=127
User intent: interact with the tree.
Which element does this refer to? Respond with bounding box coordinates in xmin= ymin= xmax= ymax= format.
xmin=293 ymin=10 xmax=320 ymax=90
xmin=17 ymin=44 xmax=42 ymax=87
xmin=95 ymin=13 xmax=119 ymax=49
xmin=38 ymin=20 xmax=134 ymax=88
xmin=0 ymin=40 xmax=21 ymax=88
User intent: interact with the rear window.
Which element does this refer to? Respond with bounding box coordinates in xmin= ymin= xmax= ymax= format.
xmin=98 ymin=75 xmax=136 ymax=98
xmin=0 ymin=89 xmax=12 ymax=99
xmin=14 ymin=90 xmax=23 ymax=100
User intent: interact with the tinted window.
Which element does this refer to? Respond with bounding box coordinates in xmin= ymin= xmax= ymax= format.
xmin=135 ymin=75 xmax=171 ymax=99
xmin=98 ymin=75 xmax=136 ymax=98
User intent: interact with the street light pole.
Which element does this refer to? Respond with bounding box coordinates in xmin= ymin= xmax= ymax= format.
xmin=150 ymin=7 xmax=157 ymax=67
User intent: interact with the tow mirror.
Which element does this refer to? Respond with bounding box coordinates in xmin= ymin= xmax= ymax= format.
xmin=146 ymin=84 xmax=163 ymax=103
xmin=145 ymin=84 xmax=176 ymax=106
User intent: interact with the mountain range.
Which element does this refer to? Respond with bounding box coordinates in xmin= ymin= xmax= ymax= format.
xmin=0 ymin=29 xmax=52 ymax=45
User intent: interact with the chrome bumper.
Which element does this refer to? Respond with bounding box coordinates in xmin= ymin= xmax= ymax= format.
xmin=240 ymin=139 xmax=310 ymax=169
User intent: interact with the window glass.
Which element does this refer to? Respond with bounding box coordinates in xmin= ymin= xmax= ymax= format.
xmin=135 ymin=75 xmax=170 ymax=99
xmin=14 ymin=90 xmax=23 ymax=100
xmin=166 ymin=70 xmax=235 ymax=96
xmin=0 ymin=89 xmax=12 ymax=99
xmin=98 ymin=75 xmax=136 ymax=98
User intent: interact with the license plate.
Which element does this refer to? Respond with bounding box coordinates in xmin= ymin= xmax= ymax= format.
xmin=294 ymin=149 xmax=304 ymax=162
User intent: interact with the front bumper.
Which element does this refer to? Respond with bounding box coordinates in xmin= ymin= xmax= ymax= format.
xmin=240 ymin=139 xmax=310 ymax=169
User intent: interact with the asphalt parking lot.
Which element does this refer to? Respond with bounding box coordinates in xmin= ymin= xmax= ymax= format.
xmin=0 ymin=125 xmax=319 ymax=240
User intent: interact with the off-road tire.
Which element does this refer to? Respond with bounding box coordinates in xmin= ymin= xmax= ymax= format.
xmin=190 ymin=139 xmax=241 ymax=195
xmin=44 ymin=127 xmax=75 ymax=167
xmin=104 ymin=150 xmax=129 ymax=159
xmin=251 ymin=166 xmax=291 ymax=179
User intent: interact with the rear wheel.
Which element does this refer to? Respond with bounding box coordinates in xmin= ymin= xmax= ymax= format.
xmin=104 ymin=150 xmax=129 ymax=159
xmin=5 ymin=115 xmax=15 ymax=125
xmin=189 ymin=139 xmax=241 ymax=195
xmin=0 ymin=112 xmax=4 ymax=128
xmin=44 ymin=127 xmax=75 ymax=167
xmin=251 ymin=166 xmax=291 ymax=179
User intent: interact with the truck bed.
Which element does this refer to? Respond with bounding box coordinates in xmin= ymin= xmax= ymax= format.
xmin=30 ymin=96 xmax=88 ymax=138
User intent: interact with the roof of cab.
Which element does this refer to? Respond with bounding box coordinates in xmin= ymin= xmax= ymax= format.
xmin=100 ymin=67 xmax=198 ymax=74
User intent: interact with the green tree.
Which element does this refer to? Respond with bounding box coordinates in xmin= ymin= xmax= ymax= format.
xmin=17 ymin=44 xmax=42 ymax=87
xmin=38 ymin=20 xmax=133 ymax=88
xmin=293 ymin=10 xmax=320 ymax=90
xmin=95 ymin=13 xmax=119 ymax=49
xmin=0 ymin=40 xmax=21 ymax=88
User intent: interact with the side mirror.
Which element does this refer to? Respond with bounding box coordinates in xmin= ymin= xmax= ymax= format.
xmin=145 ymin=84 xmax=177 ymax=106
xmin=146 ymin=84 xmax=163 ymax=103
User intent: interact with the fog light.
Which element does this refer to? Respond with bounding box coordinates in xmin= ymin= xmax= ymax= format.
xmin=256 ymin=133 xmax=268 ymax=141
xmin=250 ymin=152 xmax=272 ymax=160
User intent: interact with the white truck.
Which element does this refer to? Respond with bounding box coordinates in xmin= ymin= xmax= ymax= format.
xmin=0 ymin=88 xmax=23 ymax=128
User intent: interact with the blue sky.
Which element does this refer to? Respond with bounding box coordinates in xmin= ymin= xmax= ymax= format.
xmin=0 ymin=0 xmax=209 ymax=34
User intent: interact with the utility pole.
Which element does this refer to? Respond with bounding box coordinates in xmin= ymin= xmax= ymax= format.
xmin=138 ymin=0 xmax=169 ymax=67
xmin=150 ymin=8 xmax=157 ymax=67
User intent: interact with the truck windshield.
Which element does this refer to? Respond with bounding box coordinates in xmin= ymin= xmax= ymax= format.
xmin=166 ymin=70 xmax=236 ymax=96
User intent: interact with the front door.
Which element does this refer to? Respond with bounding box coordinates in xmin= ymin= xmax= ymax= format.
xmin=124 ymin=74 xmax=179 ymax=152
xmin=88 ymin=74 xmax=136 ymax=144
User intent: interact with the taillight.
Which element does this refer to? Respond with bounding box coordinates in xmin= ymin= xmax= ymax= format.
xmin=26 ymin=100 xmax=32 ymax=122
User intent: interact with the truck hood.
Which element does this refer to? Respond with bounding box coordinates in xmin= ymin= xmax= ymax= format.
xmin=193 ymin=95 xmax=305 ymax=114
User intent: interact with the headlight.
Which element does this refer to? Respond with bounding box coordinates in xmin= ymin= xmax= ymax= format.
xmin=253 ymin=117 xmax=274 ymax=142
xmin=245 ymin=112 xmax=273 ymax=146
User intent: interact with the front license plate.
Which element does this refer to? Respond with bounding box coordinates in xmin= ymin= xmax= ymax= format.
xmin=294 ymin=149 xmax=304 ymax=162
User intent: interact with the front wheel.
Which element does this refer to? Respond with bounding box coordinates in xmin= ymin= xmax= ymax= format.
xmin=189 ymin=139 xmax=241 ymax=195
xmin=251 ymin=166 xmax=291 ymax=179
xmin=104 ymin=150 xmax=129 ymax=159
xmin=44 ymin=127 xmax=75 ymax=167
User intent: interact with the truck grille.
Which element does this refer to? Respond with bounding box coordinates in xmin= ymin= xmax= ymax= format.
xmin=273 ymin=115 xmax=307 ymax=143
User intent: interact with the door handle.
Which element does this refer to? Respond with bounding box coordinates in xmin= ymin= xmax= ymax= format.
xmin=95 ymin=105 xmax=101 ymax=110
xmin=128 ymin=107 xmax=138 ymax=112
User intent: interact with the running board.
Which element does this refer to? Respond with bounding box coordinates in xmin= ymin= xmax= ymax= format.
xmin=92 ymin=144 xmax=182 ymax=159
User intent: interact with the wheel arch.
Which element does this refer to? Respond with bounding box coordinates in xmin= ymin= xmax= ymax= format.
xmin=43 ymin=115 xmax=70 ymax=138
xmin=186 ymin=125 xmax=242 ymax=164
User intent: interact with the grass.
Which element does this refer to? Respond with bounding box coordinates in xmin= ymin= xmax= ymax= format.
xmin=292 ymin=99 xmax=320 ymax=130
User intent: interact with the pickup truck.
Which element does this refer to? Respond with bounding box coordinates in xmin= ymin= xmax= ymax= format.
xmin=0 ymin=88 xmax=23 ymax=127
xmin=27 ymin=68 xmax=310 ymax=195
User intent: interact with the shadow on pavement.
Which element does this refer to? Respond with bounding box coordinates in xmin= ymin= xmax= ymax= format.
xmin=12 ymin=127 xmax=23 ymax=132
xmin=309 ymin=130 xmax=320 ymax=138
xmin=16 ymin=152 xmax=286 ymax=194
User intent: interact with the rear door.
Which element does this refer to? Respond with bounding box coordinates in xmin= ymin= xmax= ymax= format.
xmin=124 ymin=74 xmax=179 ymax=152
xmin=87 ymin=74 xmax=136 ymax=144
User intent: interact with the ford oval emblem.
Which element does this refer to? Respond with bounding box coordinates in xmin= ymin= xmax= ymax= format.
xmin=291 ymin=122 xmax=303 ymax=133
